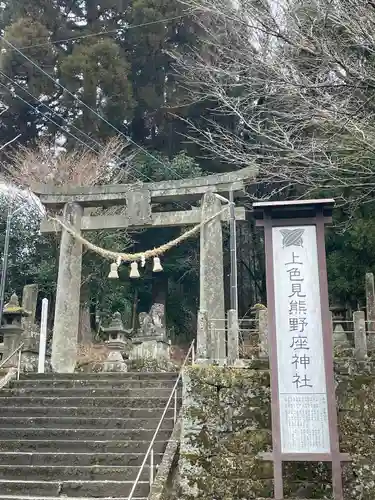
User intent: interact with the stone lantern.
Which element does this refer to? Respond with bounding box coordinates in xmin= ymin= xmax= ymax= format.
xmin=0 ymin=293 xmax=29 ymax=368
xmin=101 ymin=312 xmax=132 ymax=372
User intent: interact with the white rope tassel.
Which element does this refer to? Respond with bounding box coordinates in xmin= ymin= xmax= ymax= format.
xmin=153 ymin=256 xmax=163 ymax=272
xmin=130 ymin=261 xmax=140 ymax=279
xmin=108 ymin=262 xmax=119 ymax=279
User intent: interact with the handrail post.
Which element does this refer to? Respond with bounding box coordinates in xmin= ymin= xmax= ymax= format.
xmin=17 ymin=347 xmax=22 ymax=380
xmin=192 ymin=342 xmax=195 ymax=364
xmin=150 ymin=447 xmax=154 ymax=486
xmin=174 ymin=389 xmax=178 ymax=424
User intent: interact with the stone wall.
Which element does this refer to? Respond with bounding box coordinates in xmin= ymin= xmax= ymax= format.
xmin=177 ymin=360 xmax=375 ymax=499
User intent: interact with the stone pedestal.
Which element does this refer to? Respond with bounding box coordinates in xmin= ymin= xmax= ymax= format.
xmin=52 ymin=202 xmax=83 ymax=373
xmin=129 ymin=336 xmax=170 ymax=361
xmin=199 ymin=192 xmax=225 ymax=362
xmin=103 ymin=351 xmax=128 ymax=372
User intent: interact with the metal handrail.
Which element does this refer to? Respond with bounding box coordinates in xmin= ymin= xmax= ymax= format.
xmin=0 ymin=342 xmax=24 ymax=380
xmin=127 ymin=340 xmax=195 ymax=500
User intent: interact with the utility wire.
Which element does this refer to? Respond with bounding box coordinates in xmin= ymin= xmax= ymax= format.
xmin=0 ymin=80 xmax=192 ymax=211
xmin=0 ymin=70 xmax=148 ymax=183
xmin=1 ymin=37 xmax=185 ymax=181
xmin=18 ymin=11 xmax=194 ymax=51
xmin=0 ymin=82 xmax=119 ymax=163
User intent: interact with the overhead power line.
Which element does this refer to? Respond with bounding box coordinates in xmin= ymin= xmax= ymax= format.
xmin=0 ymin=79 xmax=192 ymax=212
xmin=19 ymin=11 xmax=194 ymax=51
xmin=0 ymin=82 xmax=118 ymax=161
xmin=0 ymin=70 xmax=148 ymax=183
xmin=1 ymin=37 xmax=185 ymax=182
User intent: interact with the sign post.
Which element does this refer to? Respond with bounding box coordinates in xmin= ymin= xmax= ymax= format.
xmin=253 ymin=199 xmax=347 ymax=500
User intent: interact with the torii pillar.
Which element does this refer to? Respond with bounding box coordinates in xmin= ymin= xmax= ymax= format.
xmin=52 ymin=202 xmax=83 ymax=373
xmin=199 ymin=192 xmax=226 ymax=362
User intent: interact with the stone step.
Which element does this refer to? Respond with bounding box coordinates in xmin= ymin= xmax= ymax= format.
xmin=0 ymin=497 xmax=148 ymax=500
xmin=0 ymin=396 xmax=181 ymax=408
xmin=0 ymin=427 xmax=172 ymax=441
xmin=0 ymin=451 xmax=163 ymax=466
xmin=0 ymin=479 xmax=149 ymax=497
xmin=2 ymin=388 xmax=175 ymax=398
xmin=0 ymin=439 xmax=167 ymax=454
xmin=0 ymin=406 xmax=173 ymax=419
xmin=0 ymin=465 xmax=151 ymax=481
xmin=21 ymin=372 xmax=178 ymax=380
xmin=0 ymin=416 xmax=175 ymax=430
xmin=13 ymin=379 xmax=176 ymax=389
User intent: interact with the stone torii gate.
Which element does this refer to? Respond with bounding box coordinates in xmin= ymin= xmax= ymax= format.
xmin=34 ymin=167 xmax=256 ymax=372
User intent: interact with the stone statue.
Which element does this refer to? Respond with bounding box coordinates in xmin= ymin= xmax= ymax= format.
xmin=150 ymin=303 xmax=165 ymax=329
xmin=138 ymin=303 xmax=165 ymax=338
xmin=130 ymin=303 xmax=169 ymax=362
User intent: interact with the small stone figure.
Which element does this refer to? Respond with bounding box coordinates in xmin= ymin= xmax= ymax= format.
xmin=138 ymin=303 xmax=165 ymax=339
xmin=150 ymin=303 xmax=165 ymax=329
xmin=129 ymin=303 xmax=169 ymax=361
xmin=139 ymin=311 xmax=156 ymax=337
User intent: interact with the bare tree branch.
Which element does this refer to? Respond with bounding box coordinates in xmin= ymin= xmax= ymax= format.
xmin=5 ymin=136 xmax=130 ymax=188
xmin=172 ymin=0 xmax=375 ymax=211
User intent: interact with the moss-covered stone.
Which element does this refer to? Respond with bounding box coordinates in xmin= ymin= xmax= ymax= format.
xmin=177 ymin=363 xmax=375 ymax=499
xmin=179 ymin=366 xmax=272 ymax=499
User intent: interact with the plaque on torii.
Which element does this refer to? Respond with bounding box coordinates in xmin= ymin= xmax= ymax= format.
xmin=253 ymin=199 xmax=349 ymax=500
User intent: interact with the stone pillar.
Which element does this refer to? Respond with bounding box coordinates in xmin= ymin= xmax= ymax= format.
xmin=21 ymin=284 xmax=40 ymax=372
xmin=354 ymin=311 xmax=367 ymax=361
xmin=366 ymin=273 xmax=375 ymax=349
xmin=22 ymin=284 xmax=38 ymax=324
xmin=52 ymin=202 xmax=83 ymax=373
xmin=227 ymin=309 xmax=239 ymax=365
xmin=258 ymin=308 xmax=269 ymax=358
xmin=196 ymin=310 xmax=209 ymax=361
xmin=199 ymin=192 xmax=225 ymax=362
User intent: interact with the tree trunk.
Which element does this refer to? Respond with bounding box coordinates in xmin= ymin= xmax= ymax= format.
xmin=78 ymin=282 xmax=93 ymax=345
xmin=83 ymin=0 xmax=99 ymax=134
xmin=152 ymin=272 xmax=168 ymax=309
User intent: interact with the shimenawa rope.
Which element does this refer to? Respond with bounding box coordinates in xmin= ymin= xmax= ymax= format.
xmin=49 ymin=205 xmax=229 ymax=263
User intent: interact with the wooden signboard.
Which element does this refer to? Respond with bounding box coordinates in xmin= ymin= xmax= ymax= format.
xmin=254 ymin=199 xmax=347 ymax=500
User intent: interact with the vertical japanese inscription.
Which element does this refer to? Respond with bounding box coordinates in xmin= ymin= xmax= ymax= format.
xmin=273 ymin=226 xmax=330 ymax=454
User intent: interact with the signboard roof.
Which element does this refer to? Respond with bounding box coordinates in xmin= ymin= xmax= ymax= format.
xmin=253 ymin=198 xmax=335 ymax=221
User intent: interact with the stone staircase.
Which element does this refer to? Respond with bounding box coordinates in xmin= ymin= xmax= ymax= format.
xmin=0 ymin=371 xmax=180 ymax=500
